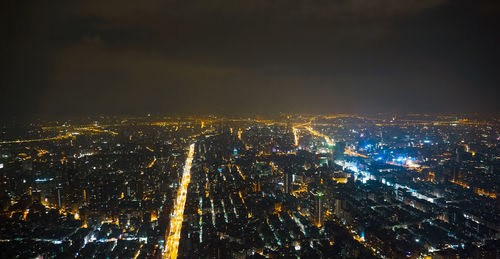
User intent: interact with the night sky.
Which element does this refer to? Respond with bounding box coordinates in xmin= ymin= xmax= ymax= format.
xmin=2 ymin=0 xmax=500 ymax=119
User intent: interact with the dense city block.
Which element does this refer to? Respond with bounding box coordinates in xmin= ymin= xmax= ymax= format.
xmin=0 ymin=114 xmax=499 ymax=258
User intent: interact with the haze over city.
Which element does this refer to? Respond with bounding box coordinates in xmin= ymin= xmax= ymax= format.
xmin=2 ymin=0 xmax=500 ymax=118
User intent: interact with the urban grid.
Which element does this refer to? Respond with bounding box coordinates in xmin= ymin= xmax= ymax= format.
xmin=0 ymin=114 xmax=499 ymax=258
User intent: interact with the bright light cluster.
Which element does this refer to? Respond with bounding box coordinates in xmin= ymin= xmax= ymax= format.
xmin=163 ymin=143 xmax=195 ymax=259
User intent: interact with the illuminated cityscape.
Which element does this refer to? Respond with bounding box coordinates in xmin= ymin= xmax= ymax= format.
xmin=2 ymin=1 xmax=500 ymax=258
xmin=0 ymin=114 xmax=499 ymax=258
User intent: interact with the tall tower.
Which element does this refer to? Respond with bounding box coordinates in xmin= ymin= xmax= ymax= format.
xmin=284 ymin=171 xmax=293 ymax=194
xmin=315 ymin=192 xmax=323 ymax=227
xmin=56 ymin=184 xmax=63 ymax=208
xmin=334 ymin=142 xmax=346 ymax=160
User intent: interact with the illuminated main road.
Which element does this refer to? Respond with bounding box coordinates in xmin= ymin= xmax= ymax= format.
xmin=305 ymin=126 xmax=334 ymax=146
xmin=163 ymin=143 xmax=195 ymax=259
xmin=292 ymin=127 xmax=299 ymax=146
xmin=0 ymin=127 xmax=117 ymax=144
xmin=298 ymin=124 xmax=370 ymax=159
xmin=292 ymin=120 xmax=335 ymax=147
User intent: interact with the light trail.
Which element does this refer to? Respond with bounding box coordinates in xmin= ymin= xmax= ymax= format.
xmin=292 ymin=120 xmax=334 ymax=146
xmin=0 ymin=133 xmax=74 ymax=144
xmin=235 ymin=165 xmax=246 ymax=180
xmin=292 ymin=127 xmax=299 ymax=146
xmin=76 ymin=127 xmax=118 ymax=135
xmin=163 ymin=143 xmax=195 ymax=259
xmin=344 ymin=148 xmax=369 ymax=158
xmin=147 ymin=156 xmax=157 ymax=168
xmin=0 ymin=126 xmax=117 ymax=144
xmin=237 ymin=128 xmax=243 ymax=140
xmin=305 ymin=126 xmax=334 ymax=146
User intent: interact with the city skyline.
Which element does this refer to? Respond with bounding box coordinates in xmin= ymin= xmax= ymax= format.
xmin=2 ymin=1 xmax=500 ymax=258
xmin=0 ymin=114 xmax=499 ymax=258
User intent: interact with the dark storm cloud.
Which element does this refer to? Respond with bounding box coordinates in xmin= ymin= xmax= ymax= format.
xmin=1 ymin=0 xmax=499 ymax=118
xmin=75 ymin=0 xmax=449 ymax=20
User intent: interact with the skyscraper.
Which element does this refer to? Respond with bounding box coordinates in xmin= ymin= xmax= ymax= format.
xmin=56 ymin=184 xmax=62 ymax=208
xmin=334 ymin=142 xmax=346 ymax=160
xmin=284 ymin=170 xmax=293 ymax=194
xmin=315 ymin=192 xmax=323 ymax=227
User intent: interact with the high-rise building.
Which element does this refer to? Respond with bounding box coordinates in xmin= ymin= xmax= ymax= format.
xmin=334 ymin=198 xmax=345 ymax=218
xmin=315 ymin=192 xmax=323 ymax=227
xmin=56 ymin=184 xmax=63 ymax=208
xmin=334 ymin=142 xmax=346 ymax=160
xmin=284 ymin=170 xmax=293 ymax=194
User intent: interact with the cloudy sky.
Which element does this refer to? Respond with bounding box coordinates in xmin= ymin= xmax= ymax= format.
xmin=2 ymin=0 xmax=499 ymax=118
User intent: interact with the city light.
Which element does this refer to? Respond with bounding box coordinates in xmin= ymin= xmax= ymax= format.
xmin=163 ymin=143 xmax=196 ymax=259
xmin=0 ymin=115 xmax=498 ymax=258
